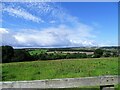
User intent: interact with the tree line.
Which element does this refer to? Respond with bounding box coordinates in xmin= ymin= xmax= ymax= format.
xmin=1 ymin=45 xmax=118 ymax=63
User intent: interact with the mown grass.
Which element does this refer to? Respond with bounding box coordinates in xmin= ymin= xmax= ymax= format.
xmin=1 ymin=57 xmax=118 ymax=81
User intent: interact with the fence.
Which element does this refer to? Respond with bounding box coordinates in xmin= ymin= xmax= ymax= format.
xmin=1 ymin=75 xmax=119 ymax=90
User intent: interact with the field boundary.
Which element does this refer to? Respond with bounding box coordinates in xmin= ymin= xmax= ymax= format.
xmin=1 ymin=75 xmax=119 ymax=89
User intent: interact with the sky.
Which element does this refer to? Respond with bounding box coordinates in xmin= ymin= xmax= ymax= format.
xmin=0 ymin=2 xmax=118 ymax=48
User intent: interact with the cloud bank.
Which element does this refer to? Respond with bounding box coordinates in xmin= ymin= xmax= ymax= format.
xmin=0 ymin=25 xmax=97 ymax=47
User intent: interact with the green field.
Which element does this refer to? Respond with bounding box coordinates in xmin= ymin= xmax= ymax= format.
xmin=2 ymin=57 xmax=118 ymax=81
xmin=29 ymin=49 xmax=47 ymax=55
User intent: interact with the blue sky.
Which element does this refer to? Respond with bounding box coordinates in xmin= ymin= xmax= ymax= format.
xmin=1 ymin=2 xmax=118 ymax=47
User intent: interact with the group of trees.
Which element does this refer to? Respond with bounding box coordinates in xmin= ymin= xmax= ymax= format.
xmin=32 ymin=53 xmax=88 ymax=60
xmin=93 ymin=49 xmax=103 ymax=58
xmin=93 ymin=49 xmax=118 ymax=58
xmin=1 ymin=45 xmax=118 ymax=63
xmin=47 ymin=48 xmax=94 ymax=52
xmin=1 ymin=46 xmax=14 ymax=63
xmin=1 ymin=46 xmax=32 ymax=63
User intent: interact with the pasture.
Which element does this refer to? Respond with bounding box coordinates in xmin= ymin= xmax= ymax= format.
xmin=2 ymin=57 xmax=118 ymax=81
xmin=28 ymin=48 xmax=95 ymax=55
xmin=29 ymin=49 xmax=47 ymax=55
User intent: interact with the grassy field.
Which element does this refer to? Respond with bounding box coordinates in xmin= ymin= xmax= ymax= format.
xmin=29 ymin=49 xmax=47 ymax=55
xmin=2 ymin=57 xmax=118 ymax=81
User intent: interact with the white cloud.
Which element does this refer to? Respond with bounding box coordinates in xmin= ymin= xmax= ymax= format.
xmin=0 ymin=28 xmax=9 ymax=34
xmin=2 ymin=2 xmax=77 ymax=24
xmin=3 ymin=6 xmax=44 ymax=23
xmin=0 ymin=28 xmax=18 ymax=46
xmin=0 ymin=24 xmax=97 ymax=47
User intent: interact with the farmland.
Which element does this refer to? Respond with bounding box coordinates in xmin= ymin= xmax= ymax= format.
xmin=2 ymin=57 xmax=118 ymax=81
xmin=2 ymin=46 xmax=118 ymax=63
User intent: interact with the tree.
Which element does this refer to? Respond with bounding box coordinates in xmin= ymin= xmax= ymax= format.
xmin=112 ymin=51 xmax=119 ymax=57
xmin=103 ymin=52 xmax=111 ymax=57
xmin=94 ymin=49 xmax=103 ymax=58
xmin=12 ymin=49 xmax=32 ymax=62
xmin=2 ymin=45 xmax=14 ymax=63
